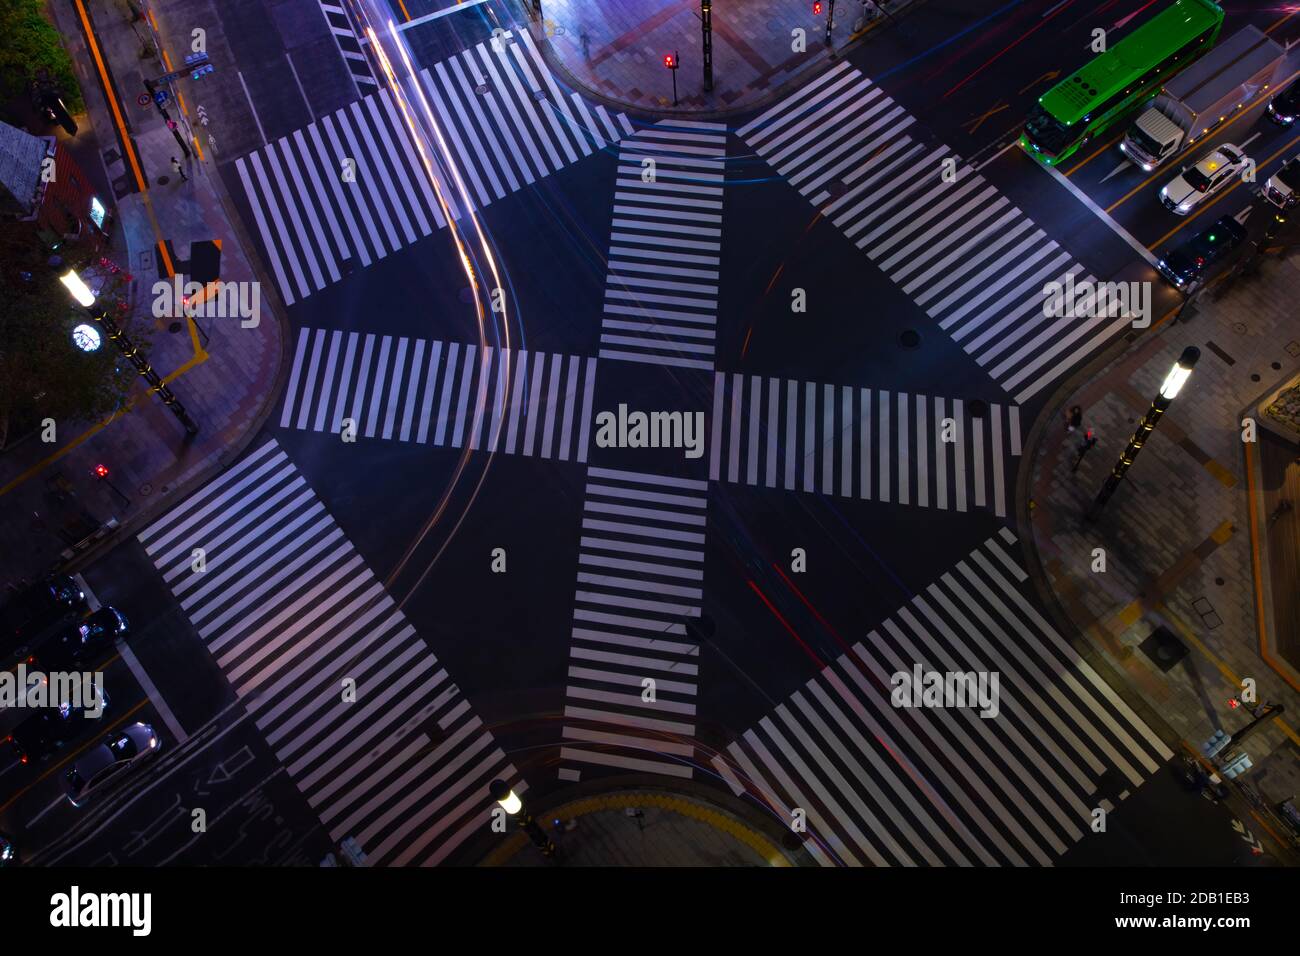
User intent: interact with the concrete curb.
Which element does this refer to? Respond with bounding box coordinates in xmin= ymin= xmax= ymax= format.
xmin=456 ymin=774 xmax=816 ymax=867
xmin=526 ymin=0 xmax=926 ymax=124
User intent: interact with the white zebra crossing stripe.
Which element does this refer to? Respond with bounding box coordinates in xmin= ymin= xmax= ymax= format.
xmin=561 ymin=468 xmax=708 ymax=779
xmin=236 ymin=30 xmax=632 ymax=306
xmin=136 ymin=438 xmax=523 ymax=866
xmin=739 ymin=60 xmax=1138 ymax=404
xmin=712 ymin=530 xmax=1172 ymax=867
xmin=708 ymin=373 xmax=1020 ymax=516
xmin=315 ymin=0 xmax=377 ymax=93
xmin=277 ymin=329 xmax=597 ymax=463
xmin=599 ymin=121 xmax=726 ymax=371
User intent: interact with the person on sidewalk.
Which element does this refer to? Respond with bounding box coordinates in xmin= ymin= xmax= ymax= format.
xmin=170 ymin=156 xmax=187 ymax=182
xmin=1064 ymin=405 xmax=1083 ymax=433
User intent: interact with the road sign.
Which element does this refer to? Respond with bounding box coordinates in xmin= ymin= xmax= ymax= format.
xmin=137 ymin=92 xmax=151 ymax=107
xmin=153 ymin=89 xmax=170 ymax=106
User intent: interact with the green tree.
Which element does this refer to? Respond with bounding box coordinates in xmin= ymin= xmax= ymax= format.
xmin=0 ymin=0 xmax=85 ymax=115
xmin=0 ymin=236 xmax=146 ymax=449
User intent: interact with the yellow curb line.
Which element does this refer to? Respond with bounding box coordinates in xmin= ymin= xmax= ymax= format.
xmin=480 ymin=792 xmax=792 ymax=866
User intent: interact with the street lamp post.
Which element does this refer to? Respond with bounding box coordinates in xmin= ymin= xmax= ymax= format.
xmin=701 ymin=0 xmax=713 ymax=92
xmin=1091 ymin=346 xmax=1199 ymax=513
xmin=490 ymin=780 xmax=557 ymax=859
xmin=60 ymin=269 xmax=199 ymax=436
xmin=825 ymin=0 xmax=837 ymax=49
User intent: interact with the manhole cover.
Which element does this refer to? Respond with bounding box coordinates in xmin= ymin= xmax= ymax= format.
xmin=158 ymin=176 xmax=170 ymax=186
xmin=898 ymin=329 xmax=921 ymax=349
xmin=1251 ymin=373 xmax=1261 ymax=382
xmin=968 ymin=399 xmax=988 ymax=418
xmin=1286 ymin=340 xmax=1300 ymax=357
xmin=139 ymin=483 xmax=153 ymax=496
xmin=1271 ymin=361 xmax=1282 ymax=370
xmin=474 ymin=83 xmax=490 ymax=95
xmin=1232 ymin=322 xmax=1247 ymax=334
xmin=1139 ymin=626 xmax=1189 ymax=672
xmin=1215 ymin=577 xmax=1224 ymax=586
xmin=826 ymin=180 xmax=848 ymax=198
xmin=458 ymin=286 xmax=475 ymax=304
xmin=168 ymin=321 xmax=183 ymax=333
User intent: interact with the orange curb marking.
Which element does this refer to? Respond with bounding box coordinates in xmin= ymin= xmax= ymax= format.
xmin=1244 ymin=441 xmax=1300 ymax=694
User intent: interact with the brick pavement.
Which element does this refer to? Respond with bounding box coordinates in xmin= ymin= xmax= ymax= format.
xmin=535 ymin=0 xmax=917 ymax=114
xmin=1025 ymin=250 xmax=1300 ymax=817
xmin=0 ymin=0 xmax=284 ymax=589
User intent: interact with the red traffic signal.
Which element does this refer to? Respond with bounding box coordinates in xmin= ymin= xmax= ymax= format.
xmin=93 ymin=464 xmax=109 ymax=479
xmin=663 ymin=53 xmax=676 ymax=69
xmin=813 ymin=1 xmax=823 ymax=14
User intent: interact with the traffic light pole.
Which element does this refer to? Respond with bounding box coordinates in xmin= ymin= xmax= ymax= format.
xmin=91 ymin=302 xmax=199 ymax=435
xmin=826 ymin=0 xmax=837 ymax=49
xmin=143 ymin=78 xmax=191 ymax=160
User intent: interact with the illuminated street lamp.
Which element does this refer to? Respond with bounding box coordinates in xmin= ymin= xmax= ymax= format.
xmin=490 ymin=779 xmax=557 ymax=859
xmin=60 ymin=268 xmax=199 ymax=435
xmin=1091 ymin=346 xmax=1199 ymax=513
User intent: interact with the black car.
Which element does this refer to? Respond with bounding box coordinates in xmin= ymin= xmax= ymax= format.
xmin=5 ymin=686 xmax=111 ymax=765
xmin=33 ymin=607 xmax=128 ymax=670
xmin=1156 ymin=216 xmax=1247 ymax=289
xmin=1267 ymin=82 xmax=1300 ymax=126
xmin=0 ymin=575 xmax=85 ymax=664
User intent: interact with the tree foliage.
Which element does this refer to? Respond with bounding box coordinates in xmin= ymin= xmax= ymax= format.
xmin=0 ymin=236 xmax=145 ymax=448
xmin=0 ymin=0 xmax=85 ymax=115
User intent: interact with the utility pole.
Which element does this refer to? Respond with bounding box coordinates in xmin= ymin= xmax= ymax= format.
xmin=826 ymin=0 xmax=837 ymax=50
xmin=701 ymin=0 xmax=713 ymax=92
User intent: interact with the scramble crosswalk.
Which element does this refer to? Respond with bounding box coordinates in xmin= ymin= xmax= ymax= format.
xmin=737 ymin=61 xmax=1134 ymax=405
xmin=711 ymin=528 xmax=1173 ymax=867
xmin=235 ymin=29 xmax=633 ymax=306
xmin=137 ymin=438 xmax=524 ymax=866
xmin=318 ymin=1 xmax=378 ymax=93
xmin=559 ymin=468 xmax=708 ymax=781
xmin=278 ymin=327 xmax=598 ymax=463
xmin=599 ymin=121 xmax=727 ymax=371
xmin=709 ymin=373 xmax=1021 ymax=517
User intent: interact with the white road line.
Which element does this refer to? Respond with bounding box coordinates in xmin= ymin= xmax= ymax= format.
xmin=117 ymin=640 xmax=190 ymax=745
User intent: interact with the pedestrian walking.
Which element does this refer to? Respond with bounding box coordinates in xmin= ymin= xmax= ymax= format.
xmin=1064 ymin=405 xmax=1082 ymax=433
xmin=171 ymin=156 xmax=187 ymax=182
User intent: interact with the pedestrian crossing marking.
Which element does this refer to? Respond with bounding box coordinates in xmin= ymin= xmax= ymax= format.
xmin=235 ymin=30 xmax=633 ymax=306
xmin=712 ymin=530 xmax=1173 ymax=867
xmin=599 ymin=121 xmax=727 ymax=371
xmin=316 ymin=0 xmax=378 ymax=93
xmin=137 ymin=438 xmax=524 ymax=866
xmin=278 ymin=327 xmax=598 ymax=463
xmin=709 ymin=373 xmax=1020 ymax=516
xmin=561 ymin=467 xmax=709 ymax=779
xmin=738 ymin=60 xmax=1135 ymax=404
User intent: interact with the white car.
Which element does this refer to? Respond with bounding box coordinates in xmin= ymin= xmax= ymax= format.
xmin=1160 ymin=144 xmax=1250 ymax=215
xmin=65 ymin=722 xmax=160 ymax=807
xmin=1264 ymin=155 xmax=1300 ymax=210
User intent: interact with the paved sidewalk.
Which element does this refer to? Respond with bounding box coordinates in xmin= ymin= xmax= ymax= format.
xmin=0 ymin=0 xmax=283 ymax=588
xmin=535 ymin=0 xmax=916 ymax=114
xmin=477 ymin=788 xmax=803 ymax=865
xmin=1024 ymin=251 xmax=1300 ymax=823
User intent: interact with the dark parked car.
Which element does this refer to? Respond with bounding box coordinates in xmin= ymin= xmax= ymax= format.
xmin=33 ymin=607 xmax=128 ymax=670
xmin=5 ymin=687 xmax=111 ymax=765
xmin=1156 ymin=216 xmax=1247 ymax=289
xmin=0 ymin=832 xmax=16 ymax=867
xmin=1267 ymin=82 xmax=1300 ymax=126
xmin=65 ymin=722 xmax=160 ymax=807
xmin=0 ymin=575 xmax=85 ymax=664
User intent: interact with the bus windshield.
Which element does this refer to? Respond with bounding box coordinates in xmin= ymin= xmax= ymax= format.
xmin=1024 ymin=105 xmax=1073 ymax=155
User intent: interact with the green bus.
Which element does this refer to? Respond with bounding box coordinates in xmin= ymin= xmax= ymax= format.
xmin=1020 ymin=0 xmax=1224 ymax=166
